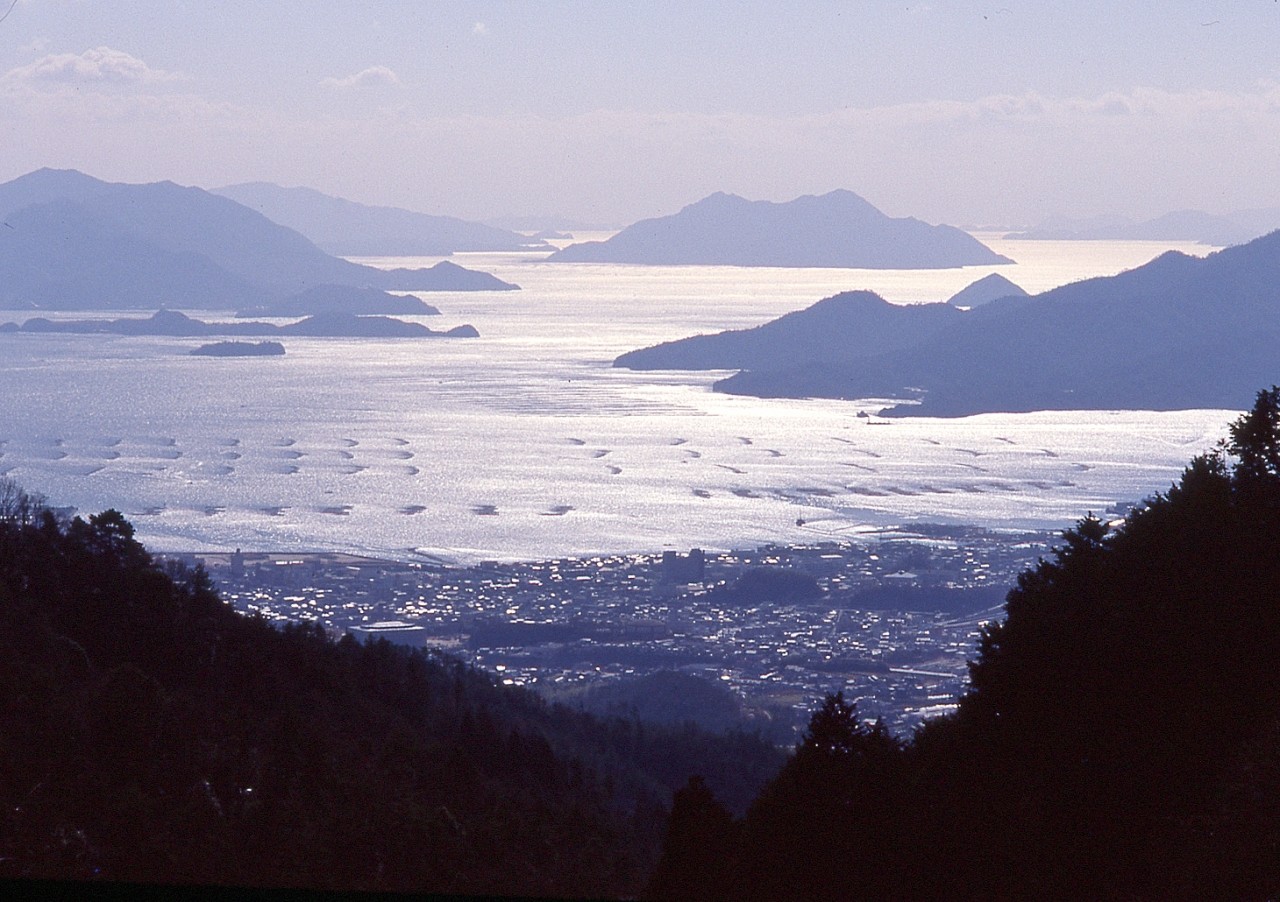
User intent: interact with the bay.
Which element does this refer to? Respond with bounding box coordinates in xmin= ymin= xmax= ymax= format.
xmin=0 ymin=236 xmax=1237 ymax=563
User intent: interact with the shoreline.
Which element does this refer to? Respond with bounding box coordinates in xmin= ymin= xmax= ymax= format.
xmin=161 ymin=519 xmax=1064 ymax=577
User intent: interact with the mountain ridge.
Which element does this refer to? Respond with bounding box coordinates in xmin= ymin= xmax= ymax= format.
xmin=616 ymin=228 xmax=1280 ymax=416
xmin=547 ymin=190 xmax=1012 ymax=268
xmin=614 ymin=291 xmax=962 ymax=372
xmin=0 ymin=169 xmax=517 ymax=311
xmin=213 ymin=181 xmax=547 ymax=256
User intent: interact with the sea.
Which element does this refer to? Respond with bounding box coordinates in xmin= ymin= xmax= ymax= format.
xmin=0 ymin=234 xmax=1240 ymax=565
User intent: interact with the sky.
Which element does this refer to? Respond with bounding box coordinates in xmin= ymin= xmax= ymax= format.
xmin=1 ymin=1 xmax=1279 ymax=227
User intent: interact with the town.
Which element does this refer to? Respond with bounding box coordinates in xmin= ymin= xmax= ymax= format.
xmin=177 ymin=524 xmax=1058 ymax=740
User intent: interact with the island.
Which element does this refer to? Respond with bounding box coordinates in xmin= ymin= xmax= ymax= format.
xmin=6 ymin=309 xmax=480 ymax=340
xmin=190 ymin=341 xmax=286 ymax=357
xmin=615 ymin=228 xmax=1280 ymax=416
xmin=546 ymin=190 xmax=1012 ymax=268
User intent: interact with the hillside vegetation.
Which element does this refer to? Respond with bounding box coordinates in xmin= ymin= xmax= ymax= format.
xmin=0 ymin=484 xmax=781 ymax=896
xmin=652 ymin=387 xmax=1280 ymax=900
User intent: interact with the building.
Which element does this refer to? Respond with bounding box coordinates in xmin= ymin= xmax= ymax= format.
xmin=348 ymin=620 xmax=430 ymax=648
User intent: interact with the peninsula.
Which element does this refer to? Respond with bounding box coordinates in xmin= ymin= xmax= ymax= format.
xmin=616 ymin=228 xmax=1280 ymax=416
xmin=614 ymin=291 xmax=961 ymax=372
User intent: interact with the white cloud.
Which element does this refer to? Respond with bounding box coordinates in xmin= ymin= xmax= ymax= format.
xmin=319 ymin=65 xmax=401 ymax=90
xmin=473 ymin=22 xmax=488 ymax=35
xmin=2 ymin=46 xmax=183 ymax=85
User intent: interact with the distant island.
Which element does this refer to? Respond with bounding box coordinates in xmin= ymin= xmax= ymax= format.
xmin=0 ymin=169 xmax=518 ymax=312
xmin=546 ymin=190 xmax=1012 ymax=268
xmin=1004 ymin=208 xmax=1280 ymax=246
xmin=945 ymin=273 xmax=1027 ymax=308
xmin=616 ymin=229 xmax=1280 ymax=416
xmin=213 ymin=181 xmax=548 ymax=256
xmin=5 ymin=309 xmax=479 ymax=339
xmin=190 ymin=340 xmax=286 ymax=357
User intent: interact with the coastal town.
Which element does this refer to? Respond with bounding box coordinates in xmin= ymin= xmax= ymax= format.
xmin=179 ymin=524 xmax=1058 ymax=739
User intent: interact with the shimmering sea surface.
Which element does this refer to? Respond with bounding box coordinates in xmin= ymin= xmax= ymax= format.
xmin=0 ymin=235 xmax=1239 ymax=563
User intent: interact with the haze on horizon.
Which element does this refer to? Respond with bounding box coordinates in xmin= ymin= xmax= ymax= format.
xmin=1 ymin=1 xmax=1278 ymax=229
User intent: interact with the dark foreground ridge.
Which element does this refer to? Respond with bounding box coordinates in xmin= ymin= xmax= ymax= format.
xmin=649 ymin=387 xmax=1280 ymax=900
xmin=0 ymin=482 xmax=781 ymax=896
xmin=12 ymin=389 xmax=1280 ymax=898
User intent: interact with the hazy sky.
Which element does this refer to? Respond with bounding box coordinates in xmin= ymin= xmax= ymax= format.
xmin=2 ymin=1 xmax=1279 ymax=226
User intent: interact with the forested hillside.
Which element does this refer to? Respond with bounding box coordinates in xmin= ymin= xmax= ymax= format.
xmin=17 ymin=388 xmax=1280 ymax=898
xmin=652 ymin=388 xmax=1280 ymax=901
xmin=0 ymin=484 xmax=781 ymax=896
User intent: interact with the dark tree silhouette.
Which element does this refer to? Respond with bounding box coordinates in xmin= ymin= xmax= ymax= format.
xmin=656 ymin=386 xmax=1280 ymax=900
xmin=646 ymin=776 xmax=738 ymax=902
xmin=1229 ymin=384 xmax=1280 ymax=501
xmin=0 ymin=487 xmax=783 ymax=896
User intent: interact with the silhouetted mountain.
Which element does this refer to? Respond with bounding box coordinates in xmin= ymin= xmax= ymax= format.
xmin=0 ymin=199 xmax=266 ymax=310
xmin=0 ymin=166 xmax=116 ymax=219
xmin=546 ymin=190 xmax=1012 ymax=268
xmin=7 ymin=309 xmax=478 ymax=339
xmin=213 ymin=181 xmax=547 ymax=255
xmin=0 ymin=169 xmax=517 ymax=310
xmin=627 ymin=229 xmax=1280 ymax=415
xmin=1006 ymin=208 xmax=1268 ymax=246
xmin=614 ymin=291 xmax=962 ymax=372
xmin=945 ymin=272 xmax=1027 ymax=308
